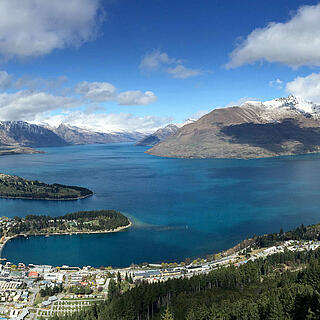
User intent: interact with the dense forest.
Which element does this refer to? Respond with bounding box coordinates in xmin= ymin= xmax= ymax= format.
xmin=6 ymin=210 xmax=130 ymax=236
xmin=52 ymin=248 xmax=320 ymax=320
xmin=0 ymin=173 xmax=93 ymax=200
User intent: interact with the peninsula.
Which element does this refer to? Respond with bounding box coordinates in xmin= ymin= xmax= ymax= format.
xmin=0 ymin=210 xmax=131 ymax=240
xmin=0 ymin=145 xmax=43 ymax=156
xmin=0 ymin=173 xmax=93 ymax=200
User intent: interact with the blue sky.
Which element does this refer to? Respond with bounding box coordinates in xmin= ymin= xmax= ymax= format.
xmin=1 ymin=0 xmax=320 ymax=132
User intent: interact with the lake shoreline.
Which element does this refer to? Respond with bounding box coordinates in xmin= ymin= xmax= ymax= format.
xmin=0 ymin=193 xmax=93 ymax=201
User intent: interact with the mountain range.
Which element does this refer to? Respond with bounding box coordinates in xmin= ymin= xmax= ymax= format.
xmin=0 ymin=121 xmax=147 ymax=155
xmin=2 ymin=95 xmax=320 ymax=159
xmin=52 ymin=124 xmax=145 ymax=145
xmin=147 ymin=96 xmax=320 ymax=159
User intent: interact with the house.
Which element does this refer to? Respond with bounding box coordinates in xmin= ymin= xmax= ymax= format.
xmin=28 ymin=271 xmax=39 ymax=279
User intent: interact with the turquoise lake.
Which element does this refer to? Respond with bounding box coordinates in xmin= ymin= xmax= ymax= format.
xmin=1 ymin=143 xmax=320 ymax=267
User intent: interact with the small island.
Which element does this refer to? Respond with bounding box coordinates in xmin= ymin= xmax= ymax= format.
xmin=0 ymin=210 xmax=131 ymax=241
xmin=0 ymin=173 xmax=93 ymax=200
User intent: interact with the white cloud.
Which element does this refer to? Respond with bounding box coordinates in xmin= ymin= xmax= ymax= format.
xmin=166 ymin=65 xmax=202 ymax=79
xmin=0 ymin=0 xmax=103 ymax=59
xmin=35 ymin=111 xmax=173 ymax=133
xmin=0 ymin=87 xmax=166 ymax=133
xmin=75 ymin=81 xmax=117 ymax=102
xmin=0 ymin=71 xmax=12 ymax=90
xmin=227 ymin=3 xmax=320 ymax=69
xmin=286 ymin=73 xmax=320 ymax=104
xmin=15 ymin=75 xmax=68 ymax=91
xmin=140 ymin=49 xmax=204 ymax=79
xmin=0 ymin=72 xmax=159 ymax=131
xmin=0 ymin=90 xmax=78 ymax=121
xmin=269 ymin=79 xmax=283 ymax=89
xmin=139 ymin=49 xmax=181 ymax=71
xmin=75 ymin=81 xmax=157 ymax=105
xmin=117 ymin=90 xmax=157 ymax=105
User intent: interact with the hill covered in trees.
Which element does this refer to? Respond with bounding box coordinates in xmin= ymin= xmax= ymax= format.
xmin=0 ymin=173 xmax=93 ymax=200
xmin=4 ymin=210 xmax=131 ymax=236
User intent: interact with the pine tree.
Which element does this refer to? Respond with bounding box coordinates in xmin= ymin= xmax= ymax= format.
xmin=161 ymin=306 xmax=174 ymax=320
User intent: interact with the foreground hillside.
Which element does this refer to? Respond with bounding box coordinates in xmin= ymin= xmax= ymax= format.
xmin=0 ymin=173 xmax=93 ymax=200
xmin=148 ymin=96 xmax=320 ymax=159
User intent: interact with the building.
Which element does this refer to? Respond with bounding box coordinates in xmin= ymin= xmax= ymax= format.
xmin=28 ymin=271 xmax=39 ymax=279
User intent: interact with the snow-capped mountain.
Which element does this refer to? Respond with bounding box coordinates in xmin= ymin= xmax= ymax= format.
xmin=53 ymin=123 xmax=146 ymax=145
xmin=147 ymin=96 xmax=320 ymax=159
xmin=240 ymin=95 xmax=320 ymax=121
xmin=0 ymin=120 xmax=147 ymax=152
xmin=0 ymin=121 xmax=67 ymax=147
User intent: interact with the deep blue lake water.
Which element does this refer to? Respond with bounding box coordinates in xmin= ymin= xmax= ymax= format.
xmin=1 ymin=143 xmax=320 ymax=267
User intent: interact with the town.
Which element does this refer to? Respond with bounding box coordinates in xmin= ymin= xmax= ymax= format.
xmin=0 ymin=237 xmax=319 ymax=320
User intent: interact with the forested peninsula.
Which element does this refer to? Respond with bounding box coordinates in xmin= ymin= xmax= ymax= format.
xmin=0 ymin=173 xmax=93 ymax=200
xmin=1 ymin=210 xmax=131 ymax=238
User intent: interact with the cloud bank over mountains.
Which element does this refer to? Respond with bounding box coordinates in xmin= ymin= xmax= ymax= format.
xmin=0 ymin=70 xmax=163 ymax=132
xmin=34 ymin=111 xmax=173 ymax=134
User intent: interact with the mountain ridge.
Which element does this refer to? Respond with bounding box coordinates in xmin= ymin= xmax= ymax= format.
xmin=135 ymin=124 xmax=179 ymax=146
xmin=0 ymin=121 xmax=147 ymax=153
xmin=147 ymin=96 xmax=320 ymax=159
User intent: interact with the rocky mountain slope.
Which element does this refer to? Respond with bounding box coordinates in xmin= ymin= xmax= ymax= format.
xmin=53 ymin=124 xmax=145 ymax=145
xmin=135 ymin=124 xmax=179 ymax=146
xmin=147 ymin=96 xmax=320 ymax=159
xmin=0 ymin=121 xmax=67 ymax=147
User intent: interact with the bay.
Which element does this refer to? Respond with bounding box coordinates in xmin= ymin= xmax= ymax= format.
xmin=1 ymin=143 xmax=320 ymax=267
